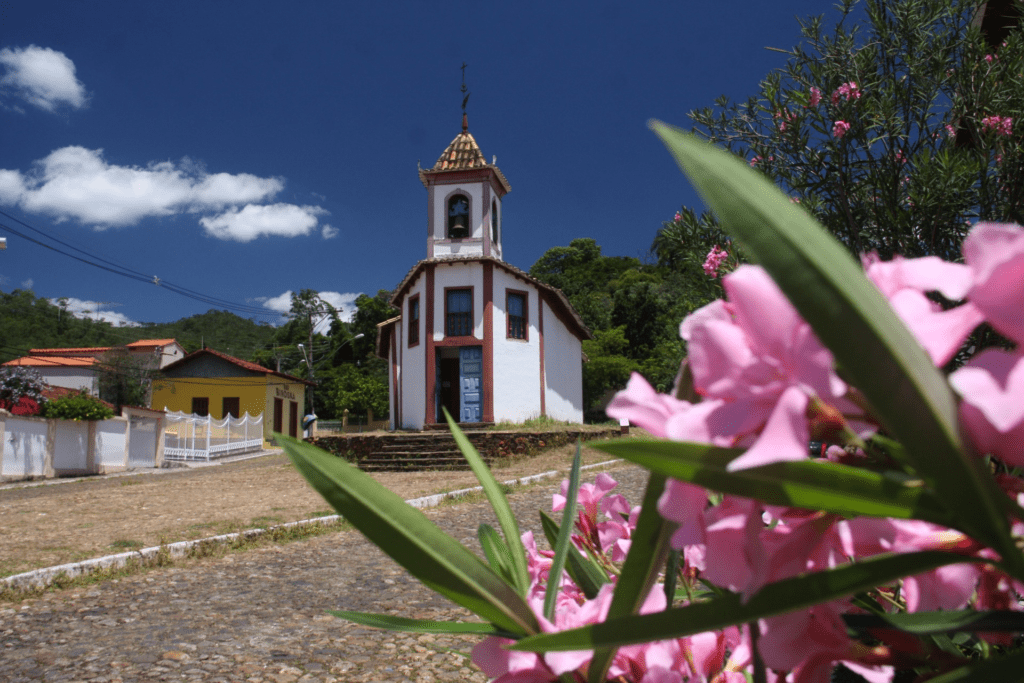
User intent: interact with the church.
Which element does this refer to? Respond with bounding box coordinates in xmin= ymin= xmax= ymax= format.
xmin=376 ymin=113 xmax=591 ymax=429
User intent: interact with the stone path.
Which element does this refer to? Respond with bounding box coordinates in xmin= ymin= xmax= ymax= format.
xmin=0 ymin=464 xmax=650 ymax=683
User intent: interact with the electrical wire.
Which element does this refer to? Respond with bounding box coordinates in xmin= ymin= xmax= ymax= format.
xmin=0 ymin=209 xmax=285 ymax=319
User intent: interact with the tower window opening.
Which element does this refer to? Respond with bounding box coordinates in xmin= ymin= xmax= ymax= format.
xmin=448 ymin=195 xmax=469 ymax=238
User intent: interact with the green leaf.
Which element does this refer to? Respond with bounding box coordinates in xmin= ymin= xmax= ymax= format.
xmin=844 ymin=610 xmax=1024 ymax=635
xmin=593 ymin=439 xmax=954 ymax=526
xmin=539 ymin=511 xmax=608 ymax=599
xmin=509 ymin=550 xmax=982 ymax=652
xmin=444 ymin=408 xmax=532 ymax=596
xmin=479 ymin=524 xmax=517 ymax=587
xmin=650 ymin=122 xmax=1019 ymax=573
xmin=545 ymin=441 xmax=582 ymax=621
xmin=328 ymin=610 xmax=511 ymax=636
xmin=278 ymin=435 xmax=539 ymax=636
xmin=925 ymin=648 xmax=1024 ymax=683
xmin=587 ymin=472 xmax=675 ymax=683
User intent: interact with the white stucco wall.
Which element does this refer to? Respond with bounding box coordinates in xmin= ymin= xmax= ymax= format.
xmin=542 ymin=302 xmax=584 ymax=423
xmin=492 ymin=271 xmax=542 ymax=422
xmin=37 ymin=367 xmax=98 ymax=395
xmin=432 ymin=262 xmax=484 ymax=341
xmin=401 ymin=276 xmax=427 ymax=430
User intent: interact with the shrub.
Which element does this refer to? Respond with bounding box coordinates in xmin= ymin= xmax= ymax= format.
xmin=39 ymin=392 xmax=114 ymax=421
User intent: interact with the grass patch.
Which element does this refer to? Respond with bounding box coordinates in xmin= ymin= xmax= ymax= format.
xmin=0 ymin=516 xmax=354 ymax=603
xmin=109 ymin=539 xmax=143 ymax=550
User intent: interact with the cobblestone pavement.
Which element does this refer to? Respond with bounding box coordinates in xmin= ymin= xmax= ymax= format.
xmin=0 ymin=464 xmax=650 ymax=683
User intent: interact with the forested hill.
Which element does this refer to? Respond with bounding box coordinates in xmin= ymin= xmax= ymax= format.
xmin=0 ymin=289 xmax=278 ymax=363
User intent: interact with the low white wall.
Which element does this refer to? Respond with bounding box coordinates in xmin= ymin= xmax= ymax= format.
xmin=0 ymin=408 xmax=166 ymax=482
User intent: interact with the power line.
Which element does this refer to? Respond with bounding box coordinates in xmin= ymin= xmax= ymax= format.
xmin=0 ymin=209 xmax=286 ymax=319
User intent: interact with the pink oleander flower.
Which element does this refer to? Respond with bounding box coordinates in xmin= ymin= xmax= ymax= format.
xmin=982 ymin=115 xmax=1013 ymax=136
xmin=985 ymin=53 xmax=995 ymax=63
xmin=674 ymin=211 xmax=682 ymax=222
xmin=608 ymin=265 xmax=853 ymax=474
xmin=831 ymin=81 xmax=861 ymax=105
xmin=808 ymin=86 xmax=822 ymax=107
xmin=702 ymin=245 xmax=729 ymax=277
xmin=749 ymin=155 xmax=761 ymax=167
xmin=833 ymin=120 xmax=851 ymax=138
xmin=945 ymin=124 xmax=957 ymax=138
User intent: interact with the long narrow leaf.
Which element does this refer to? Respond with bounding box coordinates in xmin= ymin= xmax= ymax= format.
xmin=593 ymin=439 xmax=954 ymax=526
xmin=278 ymin=435 xmax=539 ymax=636
xmin=540 ymin=511 xmax=608 ymax=599
xmin=844 ymin=610 xmax=1024 ymax=635
xmin=509 ymin=551 xmax=984 ymax=652
xmin=651 ymin=122 xmax=1019 ymax=573
xmin=479 ymin=523 xmax=517 ymax=586
xmin=926 ymin=648 xmax=1024 ymax=683
xmin=328 ymin=610 xmax=512 ymax=636
xmin=588 ymin=473 xmax=674 ymax=683
xmin=545 ymin=441 xmax=582 ymax=621
xmin=444 ymin=409 xmax=532 ymax=596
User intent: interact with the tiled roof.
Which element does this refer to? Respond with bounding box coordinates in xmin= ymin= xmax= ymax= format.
xmin=3 ymin=356 xmax=99 ymax=367
xmin=29 ymin=347 xmax=108 ymax=356
xmin=418 ymin=116 xmax=511 ymax=193
xmin=160 ymin=347 xmax=315 ymax=386
xmin=126 ymin=338 xmax=178 ymax=348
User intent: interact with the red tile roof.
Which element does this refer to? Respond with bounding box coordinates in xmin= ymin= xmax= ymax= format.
xmin=3 ymin=356 xmax=99 ymax=367
xmin=160 ymin=347 xmax=315 ymax=385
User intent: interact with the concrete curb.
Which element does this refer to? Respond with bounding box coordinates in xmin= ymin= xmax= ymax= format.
xmin=1 ymin=458 xmax=622 ymax=593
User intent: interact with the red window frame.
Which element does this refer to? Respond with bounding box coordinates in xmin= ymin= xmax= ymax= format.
xmin=506 ymin=290 xmax=528 ymax=340
xmin=408 ymin=294 xmax=420 ymax=347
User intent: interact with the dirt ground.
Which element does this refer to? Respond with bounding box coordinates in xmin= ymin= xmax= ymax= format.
xmin=0 ymin=441 xmax=621 ymax=578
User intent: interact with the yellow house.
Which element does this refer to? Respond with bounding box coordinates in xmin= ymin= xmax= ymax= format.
xmin=151 ymin=348 xmax=313 ymax=443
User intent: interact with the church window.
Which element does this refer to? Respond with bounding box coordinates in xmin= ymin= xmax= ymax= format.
xmin=408 ymin=295 xmax=420 ymax=347
xmin=447 ymin=194 xmax=470 ymax=239
xmin=491 ymin=200 xmax=499 ymax=244
xmin=446 ymin=288 xmax=473 ymax=337
xmin=507 ymin=291 xmax=527 ymax=340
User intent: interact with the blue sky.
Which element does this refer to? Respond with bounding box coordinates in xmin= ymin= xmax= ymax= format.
xmin=0 ymin=0 xmax=838 ymax=331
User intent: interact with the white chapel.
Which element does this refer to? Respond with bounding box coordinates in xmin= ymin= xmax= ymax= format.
xmin=376 ymin=113 xmax=591 ymax=429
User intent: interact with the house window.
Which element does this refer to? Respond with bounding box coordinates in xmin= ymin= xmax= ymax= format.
xmin=222 ymin=397 xmax=240 ymax=418
xmin=408 ymin=295 xmax=420 ymax=347
xmin=491 ymin=200 xmax=499 ymax=244
xmin=507 ymin=291 xmax=527 ymax=340
xmin=446 ymin=288 xmax=473 ymax=337
xmin=447 ymin=194 xmax=469 ymax=238
xmin=192 ymin=397 xmax=209 ymax=417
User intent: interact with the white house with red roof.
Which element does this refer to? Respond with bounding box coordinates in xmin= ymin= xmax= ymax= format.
xmin=376 ymin=115 xmax=590 ymax=429
xmin=2 ymin=339 xmax=186 ymax=396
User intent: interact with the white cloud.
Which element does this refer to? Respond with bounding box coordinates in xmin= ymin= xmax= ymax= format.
xmin=49 ymin=297 xmax=139 ymax=327
xmin=261 ymin=290 xmax=361 ymax=329
xmin=0 ymin=45 xmax=87 ymax=112
xmin=321 ymin=223 xmax=339 ymax=239
xmin=21 ymin=278 xmax=33 ymax=289
xmin=199 ymin=203 xmax=327 ymax=242
xmin=0 ymin=147 xmax=319 ymax=238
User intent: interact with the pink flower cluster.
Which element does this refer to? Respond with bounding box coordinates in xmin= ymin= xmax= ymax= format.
xmin=830 ymin=81 xmax=861 ymax=105
xmin=702 ymin=245 xmax=729 ymax=277
xmin=674 ymin=211 xmax=682 ymax=222
xmin=981 ymin=115 xmax=1013 ymax=136
xmin=595 ymin=222 xmax=1024 ymax=681
xmin=807 ymin=86 xmax=822 ymax=108
xmin=774 ymin=108 xmax=798 ymax=132
xmin=832 ymin=120 xmax=851 ymax=138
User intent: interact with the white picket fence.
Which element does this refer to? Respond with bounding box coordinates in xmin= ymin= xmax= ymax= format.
xmin=0 ymin=407 xmax=166 ymax=482
xmin=163 ymin=411 xmax=264 ymax=462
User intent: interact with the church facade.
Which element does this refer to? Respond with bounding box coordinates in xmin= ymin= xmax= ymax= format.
xmin=376 ymin=116 xmax=590 ymax=429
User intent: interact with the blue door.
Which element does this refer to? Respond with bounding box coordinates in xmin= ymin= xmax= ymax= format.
xmin=460 ymin=346 xmax=483 ymax=423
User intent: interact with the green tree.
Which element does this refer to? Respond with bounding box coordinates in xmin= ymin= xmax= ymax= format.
xmin=97 ymin=347 xmax=156 ymax=413
xmin=581 ymin=327 xmax=639 ymax=416
xmin=686 ymin=0 xmax=1024 ymax=260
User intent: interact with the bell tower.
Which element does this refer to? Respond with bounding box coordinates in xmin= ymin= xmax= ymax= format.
xmin=418 ymin=75 xmax=510 ymax=261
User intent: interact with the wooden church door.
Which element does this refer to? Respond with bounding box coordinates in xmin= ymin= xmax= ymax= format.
xmin=459 ymin=346 xmax=483 ymax=423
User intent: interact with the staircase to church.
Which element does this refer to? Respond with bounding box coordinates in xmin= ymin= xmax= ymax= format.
xmin=353 ymin=432 xmax=483 ymax=471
